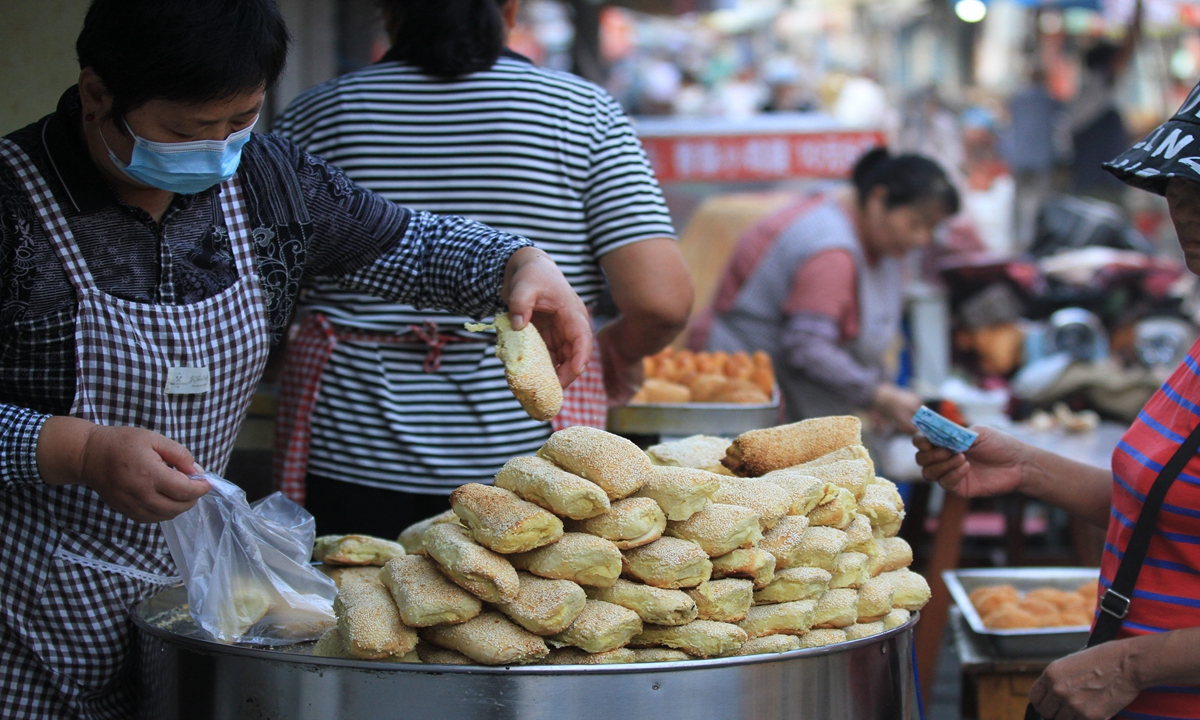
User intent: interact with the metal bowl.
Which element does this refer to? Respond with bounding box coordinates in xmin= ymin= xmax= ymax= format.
xmin=135 ymin=586 xmax=919 ymax=720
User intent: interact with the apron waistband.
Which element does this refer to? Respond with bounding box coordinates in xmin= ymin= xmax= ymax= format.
xmin=53 ymin=548 xmax=180 ymax=586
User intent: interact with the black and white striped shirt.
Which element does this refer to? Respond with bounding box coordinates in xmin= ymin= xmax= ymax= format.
xmin=274 ymin=51 xmax=675 ymax=493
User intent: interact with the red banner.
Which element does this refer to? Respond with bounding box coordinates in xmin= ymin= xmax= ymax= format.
xmin=640 ymin=130 xmax=886 ymax=183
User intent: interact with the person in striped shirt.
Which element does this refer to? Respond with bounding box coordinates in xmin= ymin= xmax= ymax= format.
xmin=916 ymin=82 xmax=1200 ymax=720
xmin=271 ymin=0 xmax=692 ymax=537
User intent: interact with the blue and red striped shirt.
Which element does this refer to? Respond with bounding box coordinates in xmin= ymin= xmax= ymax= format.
xmin=1105 ymin=340 xmax=1200 ymax=718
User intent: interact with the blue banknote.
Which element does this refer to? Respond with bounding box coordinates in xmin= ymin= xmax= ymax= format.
xmin=913 ymin=406 xmax=978 ymax=454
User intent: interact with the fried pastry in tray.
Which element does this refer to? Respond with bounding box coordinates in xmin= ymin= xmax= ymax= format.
xmin=806 ymin=486 xmax=857 ymax=530
xmin=753 ymin=567 xmax=831 ymax=605
xmin=797 ymin=628 xmax=848 ymax=649
xmin=737 ymin=599 xmax=816 ymax=638
xmin=757 ymin=515 xmax=809 ymax=570
xmin=665 ymin=504 xmax=762 ymax=558
xmin=722 ymin=634 xmax=801 ymax=657
xmin=622 ymin=537 xmax=713 ymax=589
xmin=565 ymin=497 xmax=666 ymax=550
xmin=687 ymin=579 xmax=753 ymax=623
xmin=420 ymin=610 xmax=549 ymax=665
xmin=722 ymin=416 xmax=862 ymax=476
xmin=380 ymin=555 xmax=481 ymax=627
xmin=710 ymin=547 xmax=776 ymax=589
xmin=450 ymin=483 xmax=563 ymax=554
xmin=494 ymin=572 xmax=587 ymax=636
xmin=829 ymin=552 xmax=870 ymax=589
xmin=509 ymin=532 xmax=622 ymax=588
xmin=712 ymin=478 xmax=790 ymax=530
xmin=632 ymin=466 xmax=721 ymax=522
xmin=758 ymin=470 xmax=828 ymax=516
xmin=398 ymin=510 xmax=460 ymax=555
xmin=313 ymin=535 xmax=406 ymax=566
xmin=811 ymin=589 xmax=859 ymax=629
xmin=311 ymin=626 xmax=355 ymax=659
xmin=629 ymin=620 xmax=748 ymax=658
xmin=545 ymin=647 xmax=637 ymax=665
xmin=646 ymin=435 xmax=733 ymax=476
xmin=549 ymin=599 xmax=644 ymax=654
xmin=494 ymin=455 xmax=611 ymax=521
xmin=423 ymin=523 xmax=520 ymax=603
xmin=586 ymin=579 xmax=698 ymax=626
xmin=856 ymin=576 xmax=896 ymax=622
xmin=539 ymin=426 xmax=652 ymax=500
xmin=334 ymin=579 xmax=419 ymax=659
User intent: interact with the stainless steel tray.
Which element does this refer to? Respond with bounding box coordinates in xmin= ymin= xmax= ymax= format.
xmin=135 ymin=585 xmax=918 ymax=720
xmin=943 ymin=567 xmax=1099 ymax=658
xmin=608 ymin=393 xmax=781 ymax=437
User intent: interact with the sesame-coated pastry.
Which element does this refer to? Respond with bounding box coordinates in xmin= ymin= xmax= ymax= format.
xmin=737 ymin=599 xmax=817 ymax=638
xmin=712 ymin=478 xmax=791 ymax=530
xmin=333 ymin=579 xmax=419 ymax=659
xmin=450 ymin=483 xmax=564 ymax=554
xmin=311 ymin=626 xmax=355 ymax=659
xmin=798 ymin=459 xmax=873 ymax=501
xmin=757 ymin=515 xmax=811 ymax=570
xmin=686 ymin=579 xmax=754 ymax=623
xmin=313 ymin=535 xmax=406 ymax=566
xmin=796 ymin=628 xmax=847 ymax=648
xmin=319 ymin=565 xmax=383 ymax=589
xmin=422 ymin=523 xmax=520 ymax=603
xmin=544 ymin=647 xmax=638 ymax=665
xmin=792 ymin=444 xmax=874 ymax=474
xmin=859 ymin=482 xmax=904 ymax=531
xmin=867 ymin=537 xmax=913 ymax=577
xmin=880 ymin=569 xmax=931 ymax=611
xmin=845 ymin=621 xmax=885 ymax=640
xmin=629 ymin=647 xmax=692 ymax=663
xmin=882 ymin=608 xmax=912 ymax=631
xmin=843 ymin=514 xmax=878 ymax=556
xmin=539 ymin=427 xmax=653 ymax=500
xmin=629 ymin=620 xmax=748 ymax=658
xmin=493 ymin=572 xmax=587 ymax=636
xmin=753 ymin=567 xmax=832 ymax=605
xmin=420 ymin=610 xmax=549 ymax=665
xmin=586 ymin=579 xmax=698 ymax=626
xmin=757 ymin=470 xmax=829 ymax=516
xmin=722 ymin=416 xmax=861 ymax=476
xmin=665 ymin=504 xmax=762 ymax=558
xmin=811 ymin=589 xmax=859 ymax=629
xmin=509 ymin=532 xmax=623 ymax=588
xmin=632 ymin=466 xmax=721 ymax=521
xmin=415 ymin=642 xmax=474 ymax=665
xmin=621 ymin=537 xmax=713 ymax=589
xmin=494 ymin=456 xmax=611 ymax=521
xmin=806 ymin=486 xmax=858 ymax=529
xmin=710 ymin=547 xmax=777 ymax=589
xmin=722 ymin=634 xmax=801 ymax=656
xmin=379 ymin=555 xmax=482 ymax=627
xmin=397 ymin=510 xmax=460 ymax=555
xmin=466 ymin=313 xmax=562 ymax=421
xmin=565 ymin=497 xmax=666 ymax=550
xmin=829 ymin=552 xmax=870 ymax=590
xmin=857 ymin=576 xmax=897 ymax=622
xmin=548 ymin=599 xmax=644 ymax=653
xmin=645 ymin=435 xmax=734 ymax=475
xmin=784 ymin=526 xmax=848 ymax=572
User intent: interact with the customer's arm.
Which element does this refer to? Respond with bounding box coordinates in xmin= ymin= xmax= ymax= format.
xmin=598 ymin=238 xmax=693 ymax=404
xmin=915 ymin=427 xmax=1113 ymax=527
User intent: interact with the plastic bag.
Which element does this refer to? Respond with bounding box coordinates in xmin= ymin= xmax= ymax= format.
xmin=160 ymin=473 xmax=337 ymax=645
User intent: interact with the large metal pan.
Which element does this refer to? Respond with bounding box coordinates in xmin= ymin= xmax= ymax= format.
xmin=135 ymin=586 xmax=919 ymax=720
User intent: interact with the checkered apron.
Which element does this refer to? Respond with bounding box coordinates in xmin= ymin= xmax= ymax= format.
xmin=0 ymin=138 xmax=269 ymax=719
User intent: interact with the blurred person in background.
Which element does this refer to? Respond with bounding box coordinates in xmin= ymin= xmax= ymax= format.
xmin=273 ymin=0 xmax=692 ymax=537
xmin=701 ymin=149 xmax=960 ymax=432
xmin=1004 ymin=67 xmax=1070 ymax=250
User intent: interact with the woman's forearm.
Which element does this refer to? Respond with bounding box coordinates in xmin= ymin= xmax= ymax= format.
xmin=1130 ymin=626 xmax=1200 ymax=691
xmin=1020 ymin=443 xmax=1113 ymax=528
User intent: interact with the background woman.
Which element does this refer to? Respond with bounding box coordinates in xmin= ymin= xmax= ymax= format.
xmin=0 ymin=0 xmax=588 ymax=715
xmin=272 ymin=0 xmax=692 ymax=536
xmin=703 ymin=148 xmax=959 ymax=431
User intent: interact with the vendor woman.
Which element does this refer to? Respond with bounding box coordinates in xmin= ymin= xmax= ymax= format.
xmin=704 ymin=148 xmax=959 ymax=431
xmin=916 ymin=84 xmax=1200 ymax=720
xmin=0 ymin=0 xmax=589 ymax=716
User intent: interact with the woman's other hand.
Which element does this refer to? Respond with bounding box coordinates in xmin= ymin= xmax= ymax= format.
xmin=1029 ymin=640 xmax=1141 ymax=720
xmin=596 ymin=322 xmax=643 ymax=407
xmin=872 ymin=384 xmax=924 ymax=434
xmin=913 ymin=426 xmax=1025 ymax=498
xmin=37 ymin=417 xmax=209 ymax=523
xmin=502 ymin=247 xmax=593 ymax=387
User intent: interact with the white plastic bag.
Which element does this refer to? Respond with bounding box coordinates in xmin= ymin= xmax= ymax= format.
xmin=160 ymin=473 xmax=337 ymax=645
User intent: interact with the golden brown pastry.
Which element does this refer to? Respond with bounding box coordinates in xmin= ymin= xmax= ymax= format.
xmin=397 ymin=510 xmax=460 ymax=555
xmin=857 ymin=576 xmax=897 ymax=622
xmin=867 ymin=537 xmax=913 ymax=577
xmin=722 ymin=634 xmax=801 ymax=656
xmin=806 ymin=486 xmax=858 ymax=529
xmin=843 ymin=514 xmax=878 ymax=557
xmin=586 ymin=579 xmax=698 ymax=626
xmin=509 ymin=532 xmax=623 ymax=588
xmin=799 ymin=459 xmax=872 ymax=501
xmin=757 ymin=470 xmax=829 ymax=516
xmin=788 ymin=526 xmax=848 ymax=572
xmin=796 ymin=444 xmax=873 ymax=470
xmin=311 ymin=626 xmax=355 ymax=659
xmin=450 ymin=483 xmax=563 ymax=554
xmin=539 ymin=426 xmax=652 ymax=500
xmin=379 ymin=555 xmax=482 ymax=628
xmin=420 ymin=610 xmax=549 ymax=665
xmin=753 ymin=567 xmax=831 ymax=605
xmin=334 ymin=579 xmax=419 ymax=659
xmin=645 ymin=436 xmax=733 ymax=475
xmin=630 ymin=647 xmax=692 ymax=663
xmin=416 ymin=642 xmax=474 ymax=665
xmin=319 ymin=565 xmax=383 ymax=589
xmin=631 ymin=378 xmax=692 ymax=404
xmin=688 ymin=373 xmax=730 ymax=403
xmin=493 ymin=572 xmax=587 ymax=636
xmin=494 ymin=456 xmax=611 ymax=520
xmin=756 ymin=515 xmax=810 ymax=570
xmin=466 ymin=313 xmax=562 ymax=421
xmin=382 ymin=650 xmax=422 ymax=664
xmin=313 ymin=535 xmax=406 ymax=566
xmin=632 ymin=466 xmax=721 ymax=521
xmin=844 ymin=621 xmax=885 ymax=640
xmin=882 ymin=608 xmax=911 ymax=631
xmin=796 ymin=628 xmax=847 ymax=648
xmin=829 ymin=552 xmax=870 ymax=589
xmin=687 ymin=579 xmax=754 ymax=623
xmin=707 ymin=379 xmax=771 ymax=404
xmin=1018 ymin=597 xmax=1061 ymax=627
xmin=629 ymin=620 xmax=748 ymax=658
xmin=1026 ymin=588 xmax=1089 ymax=613
xmin=723 ymin=416 xmax=862 ymax=476
xmin=423 ymin=523 xmax=520 ymax=603
xmin=549 ymin=600 xmax=643 ymax=653
xmin=881 ymin=569 xmax=931 ymax=611
xmin=565 ymin=497 xmax=666 ymax=550
xmin=983 ymin=605 xmax=1039 ymax=629
xmin=712 ymin=478 xmax=790 ymax=530
xmin=545 ymin=647 xmax=638 ymax=665
xmin=665 ymin=504 xmax=762 ymax=558
xmin=622 ymin=538 xmax=713 ymax=589
xmin=710 ymin=547 xmax=776 ymax=590
xmin=811 ymin=589 xmax=858 ymax=628
xmin=738 ymin=599 xmax=817 ymax=638
xmin=1077 ymin=581 xmax=1099 ymax=604
xmin=859 ymin=482 xmax=903 ymax=530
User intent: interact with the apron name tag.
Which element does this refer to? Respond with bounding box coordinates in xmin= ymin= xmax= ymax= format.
xmin=166 ymin=366 xmax=211 ymax=394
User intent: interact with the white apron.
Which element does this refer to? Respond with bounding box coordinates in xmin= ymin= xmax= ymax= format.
xmin=0 ymin=138 xmax=269 ymax=719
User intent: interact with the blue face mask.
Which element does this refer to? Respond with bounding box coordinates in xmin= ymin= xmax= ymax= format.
xmin=101 ymin=118 xmax=257 ymax=195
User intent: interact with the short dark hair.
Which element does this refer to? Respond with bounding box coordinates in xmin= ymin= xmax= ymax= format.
xmin=852 ymin=147 xmax=961 ymax=216
xmin=381 ymin=0 xmax=510 ymax=78
xmin=77 ymin=0 xmax=289 ymax=124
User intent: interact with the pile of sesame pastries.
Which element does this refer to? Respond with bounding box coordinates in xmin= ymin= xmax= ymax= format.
xmin=310 ymin=417 xmax=929 ymax=666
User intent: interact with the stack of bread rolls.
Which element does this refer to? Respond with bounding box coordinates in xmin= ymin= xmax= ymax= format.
xmin=631 ymin=349 xmax=775 ymax=405
xmin=311 ymin=417 xmax=930 ymax=666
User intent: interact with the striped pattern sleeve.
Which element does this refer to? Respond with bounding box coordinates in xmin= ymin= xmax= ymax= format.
xmin=0 ymin=403 xmax=49 ymax=488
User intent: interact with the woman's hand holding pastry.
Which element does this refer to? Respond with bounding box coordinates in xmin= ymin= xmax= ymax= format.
xmin=913 ymin=426 xmax=1025 ymax=499
xmin=502 ymin=247 xmax=592 ymax=388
